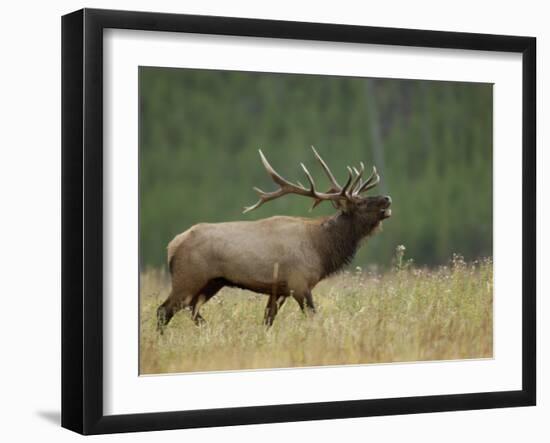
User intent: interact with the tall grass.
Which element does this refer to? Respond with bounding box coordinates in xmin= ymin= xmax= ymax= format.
xmin=140 ymin=256 xmax=492 ymax=374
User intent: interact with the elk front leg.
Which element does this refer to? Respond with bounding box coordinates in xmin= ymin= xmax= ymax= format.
xmin=264 ymin=262 xmax=283 ymax=327
xmin=292 ymin=290 xmax=316 ymax=315
xmin=304 ymin=290 xmax=316 ymax=313
xmin=264 ymin=294 xmax=285 ymax=327
xmin=277 ymin=295 xmax=287 ymax=310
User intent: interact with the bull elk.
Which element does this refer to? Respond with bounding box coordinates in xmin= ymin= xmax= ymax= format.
xmin=157 ymin=147 xmax=392 ymax=331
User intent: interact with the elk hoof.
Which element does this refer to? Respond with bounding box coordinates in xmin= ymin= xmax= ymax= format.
xmin=193 ymin=314 xmax=206 ymax=327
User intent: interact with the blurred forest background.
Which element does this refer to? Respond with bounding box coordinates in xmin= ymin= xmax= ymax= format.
xmin=139 ymin=67 xmax=492 ymax=270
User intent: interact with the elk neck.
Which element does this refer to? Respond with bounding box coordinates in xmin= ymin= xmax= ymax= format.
xmin=313 ymin=210 xmax=380 ymax=279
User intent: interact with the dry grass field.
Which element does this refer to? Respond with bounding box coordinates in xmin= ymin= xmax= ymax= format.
xmin=140 ymin=255 xmax=493 ymax=374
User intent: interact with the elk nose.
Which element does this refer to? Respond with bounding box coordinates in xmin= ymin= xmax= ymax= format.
xmin=383 ymin=195 xmax=392 ymax=205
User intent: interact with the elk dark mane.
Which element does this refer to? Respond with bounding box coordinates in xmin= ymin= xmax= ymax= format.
xmin=315 ymin=211 xmax=383 ymax=278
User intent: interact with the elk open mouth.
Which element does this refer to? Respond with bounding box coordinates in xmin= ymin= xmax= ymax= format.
xmin=380 ymin=201 xmax=392 ymax=219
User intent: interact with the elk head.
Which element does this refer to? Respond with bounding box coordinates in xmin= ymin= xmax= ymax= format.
xmin=244 ymin=146 xmax=392 ymax=231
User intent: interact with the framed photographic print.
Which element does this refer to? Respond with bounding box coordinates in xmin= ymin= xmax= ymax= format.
xmin=61 ymin=8 xmax=536 ymax=435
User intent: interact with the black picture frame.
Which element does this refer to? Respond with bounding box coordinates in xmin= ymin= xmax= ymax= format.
xmin=61 ymin=8 xmax=536 ymax=435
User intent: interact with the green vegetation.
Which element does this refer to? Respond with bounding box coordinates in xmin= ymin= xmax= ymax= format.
xmin=140 ymin=255 xmax=493 ymax=374
xmin=139 ymin=67 xmax=492 ymax=269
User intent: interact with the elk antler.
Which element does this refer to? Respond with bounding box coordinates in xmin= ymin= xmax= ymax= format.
xmin=311 ymin=146 xmax=380 ymax=202
xmin=353 ymin=165 xmax=380 ymax=195
xmin=311 ymin=145 xmax=342 ymax=194
xmin=243 ymin=148 xmax=380 ymax=213
xmin=243 ymin=150 xmax=355 ymax=213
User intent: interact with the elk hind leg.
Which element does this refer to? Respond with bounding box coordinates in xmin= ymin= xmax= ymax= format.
xmin=191 ymin=295 xmax=207 ymax=326
xmin=157 ymin=290 xmax=194 ymax=334
xmin=191 ymin=278 xmax=225 ymax=326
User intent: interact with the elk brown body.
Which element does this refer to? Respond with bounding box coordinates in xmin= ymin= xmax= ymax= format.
xmin=157 ymin=147 xmax=392 ymax=331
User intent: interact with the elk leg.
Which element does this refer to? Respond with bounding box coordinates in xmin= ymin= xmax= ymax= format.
xmin=277 ymin=295 xmax=287 ymax=310
xmin=304 ymin=291 xmax=316 ymax=314
xmin=263 ymin=262 xmax=283 ymax=327
xmin=264 ymin=294 xmax=288 ymax=326
xmin=292 ymin=291 xmax=316 ymax=315
xmin=191 ymin=294 xmax=207 ymax=326
xmin=190 ymin=278 xmax=225 ymax=326
xmin=264 ymin=293 xmax=280 ymax=327
xmin=156 ymin=304 xmax=173 ymax=334
xmin=157 ymin=292 xmax=192 ymax=334
xmin=292 ymin=293 xmax=306 ymax=312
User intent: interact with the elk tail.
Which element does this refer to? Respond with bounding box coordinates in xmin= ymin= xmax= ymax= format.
xmin=168 ymin=255 xmax=175 ymax=275
xmin=167 ymin=244 xmax=177 ymax=275
xmin=166 ymin=234 xmax=184 ymax=276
